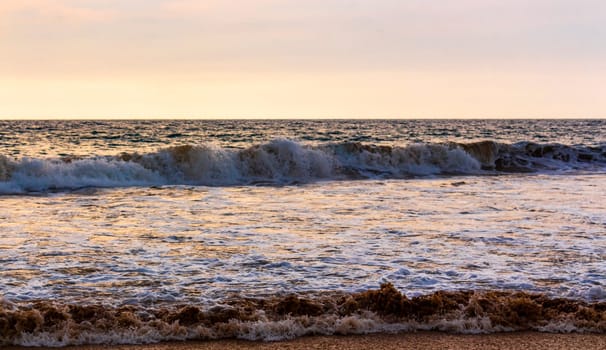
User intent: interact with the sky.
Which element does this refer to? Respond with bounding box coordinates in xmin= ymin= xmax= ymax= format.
xmin=1 ymin=0 xmax=605 ymax=118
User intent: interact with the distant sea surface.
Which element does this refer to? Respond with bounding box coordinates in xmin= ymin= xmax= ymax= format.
xmin=1 ymin=119 xmax=605 ymax=346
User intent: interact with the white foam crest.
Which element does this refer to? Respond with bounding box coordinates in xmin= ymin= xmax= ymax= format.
xmin=7 ymin=157 xmax=164 ymax=192
xmin=1 ymin=139 xmax=604 ymax=193
xmin=129 ymin=140 xmax=336 ymax=185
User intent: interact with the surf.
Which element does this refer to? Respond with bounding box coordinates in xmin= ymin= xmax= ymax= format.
xmin=0 ymin=139 xmax=604 ymax=193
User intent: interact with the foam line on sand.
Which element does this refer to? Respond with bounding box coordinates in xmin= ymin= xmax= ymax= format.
xmin=6 ymin=332 xmax=606 ymax=350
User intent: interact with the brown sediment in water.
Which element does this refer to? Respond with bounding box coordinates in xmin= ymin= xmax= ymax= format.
xmin=60 ymin=156 xmax=84 ymax=163
xmin=1 ymin=284 xmax=605 ymax=346
xmin=0 ymin=155 xmax=14 ymax=181
xmin=118 ymin=152 xmax=143 ymax=162
xmin=337 ymin=142 xmax=393 ymax=156
xmin=168 ymin=145 xmax=196 ymax=163
xmin=458 ymin=141 xmax=499 ymax=169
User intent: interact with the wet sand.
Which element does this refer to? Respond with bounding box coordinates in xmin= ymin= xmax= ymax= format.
xmin=6 ymin=332 xmax=606 ymax=350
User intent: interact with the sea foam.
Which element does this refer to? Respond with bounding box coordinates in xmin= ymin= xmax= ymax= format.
xmin=0 ymin=139 xmax=604 ymax=193
xmin=2 ymin=284 xmax=605 ymax=347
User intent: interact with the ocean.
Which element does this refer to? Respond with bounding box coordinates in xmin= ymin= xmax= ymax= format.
xmin=0 ymin=119 xmax=605 ymax=346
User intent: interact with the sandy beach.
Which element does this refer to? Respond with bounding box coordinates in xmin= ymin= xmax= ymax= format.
xmin=6 ymin=332 xmax=606 ymax=350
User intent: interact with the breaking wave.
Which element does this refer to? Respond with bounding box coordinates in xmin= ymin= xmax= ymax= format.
xmin=1 ymin=283 xmax=605 ymax=346
xmin=1 ymin=140 xmax=605 ymax=193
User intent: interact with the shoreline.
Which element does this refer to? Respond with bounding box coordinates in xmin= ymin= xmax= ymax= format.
xmin=6 ymin=332 xmax=606 ymax=350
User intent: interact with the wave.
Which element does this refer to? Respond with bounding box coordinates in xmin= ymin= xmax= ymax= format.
xmin=1 ymin=140 xmax=605 ymax=193
xmin=1 ymin=283 xmax=605 ymax=346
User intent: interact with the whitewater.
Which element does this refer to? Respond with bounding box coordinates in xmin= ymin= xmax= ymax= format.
xmin=0 ymin=139 xmax=604 ymax=193
xmin=0 ymin=120 xmax=605 ymax=346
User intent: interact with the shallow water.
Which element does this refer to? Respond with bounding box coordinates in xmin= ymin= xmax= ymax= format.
xmin=1 ymin=174 xmax=604 ymax=306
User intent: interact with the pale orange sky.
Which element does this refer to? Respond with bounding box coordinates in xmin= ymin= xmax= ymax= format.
xmin=1 ymin=0 xmax=605 ymax=118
